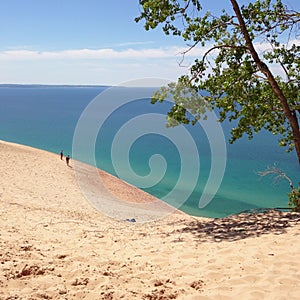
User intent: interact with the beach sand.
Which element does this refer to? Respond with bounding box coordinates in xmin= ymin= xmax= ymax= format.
xmin=1 ymin=140 xmax=300 ymax=299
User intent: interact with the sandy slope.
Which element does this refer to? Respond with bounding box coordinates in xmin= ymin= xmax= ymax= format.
xmin=1 ymin=140 xmax=300 ymax=300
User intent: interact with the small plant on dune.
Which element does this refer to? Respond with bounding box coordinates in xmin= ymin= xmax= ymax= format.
xmin=288 ymin=186 xmax=300 ymax=212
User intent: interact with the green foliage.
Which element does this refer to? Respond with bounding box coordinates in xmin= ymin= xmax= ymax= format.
xmin=136 ymin=0 xmax=300 ymax=153
xmin=288 ymin=186 xmax=300 ymax=212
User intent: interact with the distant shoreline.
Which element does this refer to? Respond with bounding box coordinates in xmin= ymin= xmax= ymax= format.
xmin=0 ymin=84 xmax=163 ymax=89
xmin=0 ymin=83 xmax=111 ymax=88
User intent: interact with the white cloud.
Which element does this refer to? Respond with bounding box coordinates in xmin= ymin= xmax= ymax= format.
xmin=0 ymin=45 xmax=208 ymax=85
xmin=254 ymin=38 xmax=300 ymax=53
xmin=2 ymin=39 xmax=297 ymax=85
xmin=0 ymin=46 xmax=208 ymax=61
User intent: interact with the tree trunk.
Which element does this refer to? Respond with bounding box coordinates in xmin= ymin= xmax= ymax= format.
xmin=230 ymin=0 xmax=300 ymax=164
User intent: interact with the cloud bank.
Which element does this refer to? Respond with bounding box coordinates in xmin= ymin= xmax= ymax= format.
xmin=1 ymin=39 xmax=298 ymax=85
xmin=0 ymin=46 xmax=207 ymax=61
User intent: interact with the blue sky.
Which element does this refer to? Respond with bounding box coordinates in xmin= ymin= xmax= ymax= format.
xmin=0 ymin=0 xmax=299 ymax=85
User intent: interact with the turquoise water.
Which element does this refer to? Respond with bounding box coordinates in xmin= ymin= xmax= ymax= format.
xmin=0 ymin=85 xmax=298 ymax=218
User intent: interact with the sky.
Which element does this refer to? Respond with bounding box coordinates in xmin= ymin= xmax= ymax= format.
xmin=0 ymin=0 xmax=299 ymax=85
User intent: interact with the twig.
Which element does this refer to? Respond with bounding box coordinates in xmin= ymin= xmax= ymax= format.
xmin=257 ymin=164 xmax=294 ymax=190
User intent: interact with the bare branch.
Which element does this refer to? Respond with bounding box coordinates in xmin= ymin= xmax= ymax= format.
xmin=258 ymin=165 xmax=294 ymax=190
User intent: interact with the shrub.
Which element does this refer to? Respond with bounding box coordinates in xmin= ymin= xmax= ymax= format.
xmin=288 ymin=186 xmax=300 ymax=212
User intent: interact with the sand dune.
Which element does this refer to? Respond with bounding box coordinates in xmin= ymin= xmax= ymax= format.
xmin=1 ymin=140 xmax=300 ymax=299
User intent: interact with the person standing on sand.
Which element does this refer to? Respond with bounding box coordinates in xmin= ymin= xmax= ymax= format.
xmin=66 ymin=155 xmax=70 ymax=166
xmin=60 ymin=150 xmax=63 ymax=160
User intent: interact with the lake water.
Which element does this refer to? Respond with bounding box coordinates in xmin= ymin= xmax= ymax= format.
xmin=0 ymin=85 xmax=298 ymax=218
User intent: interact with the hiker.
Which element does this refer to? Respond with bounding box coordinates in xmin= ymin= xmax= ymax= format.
xmin=66 ymin=155 xmax=70 ymax=166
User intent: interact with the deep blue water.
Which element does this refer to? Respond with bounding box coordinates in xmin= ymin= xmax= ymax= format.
xmin=0 ymin=86 xmax=298 ymax=218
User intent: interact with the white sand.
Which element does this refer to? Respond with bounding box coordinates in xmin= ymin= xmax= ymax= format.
xmin=1 ymin=140 xmax=300 ymax=299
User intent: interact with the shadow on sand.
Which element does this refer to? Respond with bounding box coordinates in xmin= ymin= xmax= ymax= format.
xmin=175 ymin=210 xmax=300 ymax=242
